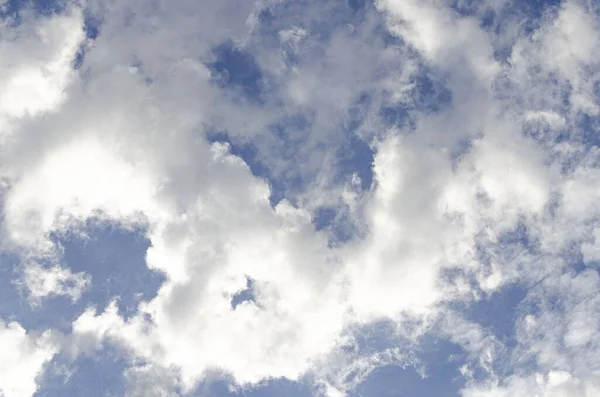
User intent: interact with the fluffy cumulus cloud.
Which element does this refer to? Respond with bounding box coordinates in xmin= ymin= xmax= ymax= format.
xmin=0 ymin=321 xmax=58 ymax=397
xmin=1 ymin=0 xmax=600 ymax=396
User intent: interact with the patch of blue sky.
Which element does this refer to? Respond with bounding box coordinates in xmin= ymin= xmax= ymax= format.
xmin=378 ymin=64 xmax=452 ymax=134
xmin=0 ymin=222 xmax=162 ymax=335
xmin=0 ymin=253 xmax=89 ymax=332
xmin=36 ymin=343 xmax=129 ymax=397
xmin=255 ymin=0 xmax=374 ymax=45
xmin=496 ymin=221 xmax=540 ymax=254
xmin=0 ymin=222 xmax=164 ymax=395
xmin=481 ymin=0 xmax=563 ymax=32
xmin=347 ymin=0 xmax=366 ymax=12
xmin=552 ymin=121 xmax=600 ymax=176
xmin=207 ymin=42 xmax=271 ymax=105
xmin=73 ymin=10 xmax=102 ymax=70
xmin=336 ymin=134 xmax=374 ymax=191
xmin=312 ymin=207 xmax=339 ymax=233
xmin=378 ymin=103 xmax=413 ymax=131
xmin=341 ymin=318 xmax=476 ymax=397
xmin=445 ymin=224 xmax=537 ymax=348
xmin=350 ymin=336 xmax=467 ymax=397
xmin=309 ymin=131 xmax=374 ymax=243
xmin=55 ymin=221 xmax=165 ymax=320
xmin=452 ymin=0 xmax=564 ymax=62
xmin=450 ymin=135 xmax=476 ymax=170
xmin=336 ymin=94 xmax=376 ymax=189
xmin=509 ymin=72 xmax=572 ymax=120
xmin=348 ymin=319 xmax=406 ymax=355
xmin=312 ymin=206 xmax=358 ymax=245
xmin=0 ymin=2 xmax=18 ymax=22
xmin=410 ymin=67 xmax=453 ymax=114
xmin=230 ymin=277 xmax=256 ymax=310
xmin=447 ymin=217 xmax=600 ymax=378
xmin=517 ymin=0 xmax=564 ymax=33
xmin=470 ymin=220 xmax=541 ymax=280
xmin=194 ymin=328 xmax=468 ymax=397
xmin=458 ymin=283 xmax=528 ymax=347
xmin=594 ymin=80 xmax=600 ymax=102
xmin=334 ymin=93 xmax=375 ymax=191
xmin=577 ymin=112 xmax=600 ymax=148
xmin=201 ymin=378 xmax=313 ymax=397
xmin=1 ymin=0 xmax=65 ymax=20
xmin=0 ymin=254 xmax=46 ymax=328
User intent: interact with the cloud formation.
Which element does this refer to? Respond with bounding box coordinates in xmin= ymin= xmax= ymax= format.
xmin=1 ymin=0 xmax=600 ymax=396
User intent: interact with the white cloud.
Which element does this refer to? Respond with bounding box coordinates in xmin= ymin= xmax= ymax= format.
xmin=18 ymin=262 xmax=90 ymax=304
xmin=2 ymin=0 xmax=600 ymax=395
xmin=0 ymin=321 xmax=58 ymax=397
xmin=123 ymin=365 xmax=181 ymax=397
xmin=343 ymin=133 xmax=464 ymax=320
xmin=1 ymin=4 xmax=420 ymax=393
xmin=316 ymin=338 xmax=422 ymax=397
xmin=463 ymin=371 xmax=600 ymax=397
xmin=3 ymin=136 xmax=161 ymax=255
xmin=0 ymin=8 xmax=84 ymax=139
xmin=458 ymin=267 xmax=600 ymax=396
xmin=70 ymin=187 xmax=349 ymax=389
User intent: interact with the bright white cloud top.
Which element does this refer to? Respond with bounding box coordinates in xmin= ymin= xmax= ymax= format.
xmin=1 ymin=0 xmax=600 ymax=396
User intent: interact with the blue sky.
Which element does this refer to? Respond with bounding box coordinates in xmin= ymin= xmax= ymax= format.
xmin=1 ymin=0 xmax=600 ymax=396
